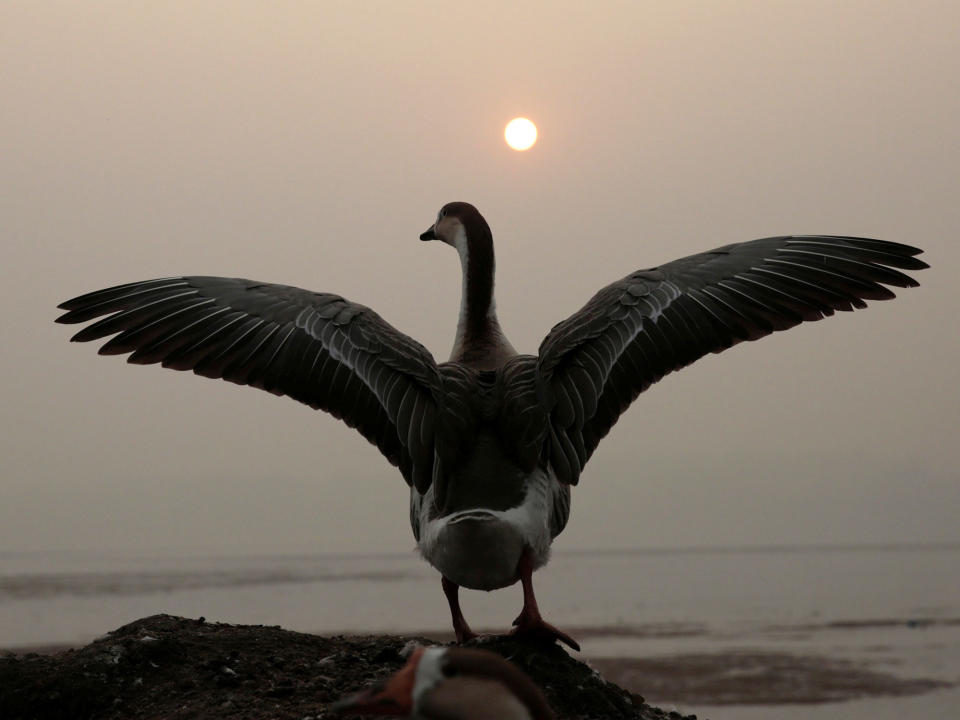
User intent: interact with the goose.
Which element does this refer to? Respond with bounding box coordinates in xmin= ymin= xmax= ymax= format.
xmin=56 ymin=202 xmax=927 ymax=651
xmin=331 ymin=645 xmax=555 ymax=719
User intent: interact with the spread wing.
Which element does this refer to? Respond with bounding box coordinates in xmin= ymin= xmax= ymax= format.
xmin=536 ymin=236 xmax=927 ymax=485
xmin=57 ymin=276 xmax=442 ymax=491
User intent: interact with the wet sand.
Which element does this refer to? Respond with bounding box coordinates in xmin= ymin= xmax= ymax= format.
xmin=590 ymin=650 xmax=949 ymax=705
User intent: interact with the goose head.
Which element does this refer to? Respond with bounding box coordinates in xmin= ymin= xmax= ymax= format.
xmin=419 ymin=201 xmax=488 ymax=254
xmin=332 ymin=645 xmax=555 ymax=720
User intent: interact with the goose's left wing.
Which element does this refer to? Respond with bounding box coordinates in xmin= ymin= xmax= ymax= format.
xmin=536 ymin=236 xmax=927 ymax=485
xmin=57 ymin=276 xmax=442 ymax=490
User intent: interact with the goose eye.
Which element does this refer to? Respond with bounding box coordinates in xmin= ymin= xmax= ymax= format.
xmin=441 ymin=663 xmax=459 ymax=678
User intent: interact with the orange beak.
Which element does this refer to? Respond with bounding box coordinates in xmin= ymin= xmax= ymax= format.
xmin=330 ymin=647 xmax=422 ymax=716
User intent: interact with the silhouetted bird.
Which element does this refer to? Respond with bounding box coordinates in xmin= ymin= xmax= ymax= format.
xmin=57 ymin=202 xmax=927 ymax=649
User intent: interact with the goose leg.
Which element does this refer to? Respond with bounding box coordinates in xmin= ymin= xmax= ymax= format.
xmin=510 ymin=547 xmax=580 ymax=651
xmin=442 ymin=575 xmax=478 ymax=643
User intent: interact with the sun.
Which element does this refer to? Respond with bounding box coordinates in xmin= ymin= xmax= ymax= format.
xmin=504 ymin=117 xmax=537 ymax=151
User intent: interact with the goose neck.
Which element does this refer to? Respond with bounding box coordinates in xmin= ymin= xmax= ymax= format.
xmin=456 ymin=225 xmax=495 ymax=328
xmin=450 ymin=224 xmax=516 ymax=368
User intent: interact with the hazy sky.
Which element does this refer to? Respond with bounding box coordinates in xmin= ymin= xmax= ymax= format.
xmin=2 ymin=1 xmax=957 ymax=555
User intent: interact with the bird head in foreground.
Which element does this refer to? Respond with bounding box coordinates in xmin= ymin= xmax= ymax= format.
xmin=331 ymin=646 xmax=555 ymax=720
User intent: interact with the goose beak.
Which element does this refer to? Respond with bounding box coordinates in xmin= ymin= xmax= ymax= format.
xmin=330 ymin=678 xmax=414 ymax=716
xmin=330 ymin=652 xmax=419 ymax=716
xmin=330 ymin=681 xmax=410 ymax=716
xmin=420 ymin=225 xmax=437 ymax=241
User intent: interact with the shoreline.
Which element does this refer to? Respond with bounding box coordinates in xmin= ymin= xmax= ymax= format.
xmin=13 ymin=614 xmax=957 ymax=653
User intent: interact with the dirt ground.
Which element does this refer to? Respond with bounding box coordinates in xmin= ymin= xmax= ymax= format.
xmin=0 ymin=614 xmax=695 ymax=720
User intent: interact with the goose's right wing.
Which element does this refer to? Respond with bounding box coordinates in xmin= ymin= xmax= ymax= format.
xmin=57 ymin=276 xmax=442 ymax=491
xmin=536 ymin=236 xmax=927 ymax=485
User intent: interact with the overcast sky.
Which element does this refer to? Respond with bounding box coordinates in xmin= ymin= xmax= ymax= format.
xmin=2 ymin=1 xmax=957 ymax=556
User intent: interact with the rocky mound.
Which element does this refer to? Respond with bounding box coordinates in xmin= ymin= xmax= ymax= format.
xmin=0 ymin=614 xmax=695 ymax=719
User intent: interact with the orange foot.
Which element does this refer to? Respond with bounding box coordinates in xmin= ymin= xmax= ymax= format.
xmin=511 ymin=609 xmax=580 ymax=651
xmin=453 ymin=620 xmax=480 ymax=644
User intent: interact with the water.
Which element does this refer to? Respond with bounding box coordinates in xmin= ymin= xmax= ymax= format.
xmin=2 ymin=544 xmax=958 ymax=718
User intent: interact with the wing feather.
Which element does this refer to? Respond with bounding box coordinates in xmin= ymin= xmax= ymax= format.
xmin=537 ymin=235 xmax=926 ymax=484
xmin=57 ymin=276 xmax=443 ymax=487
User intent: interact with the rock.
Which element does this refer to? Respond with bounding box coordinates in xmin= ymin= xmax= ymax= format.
xmin=0 ymin=614 xmax=695 ymax=719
